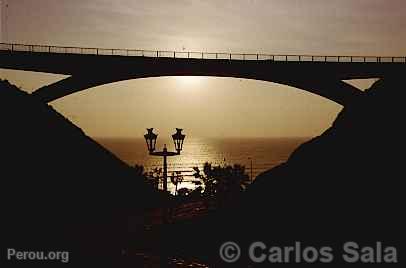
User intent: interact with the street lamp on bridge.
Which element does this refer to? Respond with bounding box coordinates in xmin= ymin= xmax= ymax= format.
xmin=144 ymin=128 xmax=186 ymax=192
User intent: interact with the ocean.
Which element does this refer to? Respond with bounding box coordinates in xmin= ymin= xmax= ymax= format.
xmin=95 ymin=137 xmax=310 ymax=193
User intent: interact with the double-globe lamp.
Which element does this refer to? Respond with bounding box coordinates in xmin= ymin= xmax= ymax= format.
xmin=144 ymin=128 xmax=186 ymax=192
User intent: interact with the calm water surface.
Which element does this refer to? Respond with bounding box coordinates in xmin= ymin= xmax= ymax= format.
xmin=95 ymin=137 xmax=309 ymax=192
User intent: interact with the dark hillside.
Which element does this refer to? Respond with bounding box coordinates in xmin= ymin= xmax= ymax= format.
xmin=0 ymin=80 xmax=160 ymax=263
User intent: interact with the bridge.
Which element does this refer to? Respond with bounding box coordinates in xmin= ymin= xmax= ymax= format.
xmin=1 ymin=43 xmax=405 ymax=105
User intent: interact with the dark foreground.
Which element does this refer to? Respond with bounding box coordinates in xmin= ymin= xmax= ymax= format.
xmin=1 ymin=77 xmax=404 ymax=266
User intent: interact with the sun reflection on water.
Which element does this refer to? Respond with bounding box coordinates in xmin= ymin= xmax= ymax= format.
xmin=96 ymin=137 xmax=308 ymax=194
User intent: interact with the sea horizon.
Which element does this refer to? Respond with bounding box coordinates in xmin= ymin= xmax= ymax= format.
xmin=93 ymin=135 xmax=313 ymax=140
xmin=94 ymin=136 xmax=311 ymax=193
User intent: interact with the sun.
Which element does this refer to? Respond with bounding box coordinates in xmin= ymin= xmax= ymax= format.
xmin=176 ymin=76 xmax=202 ymax=86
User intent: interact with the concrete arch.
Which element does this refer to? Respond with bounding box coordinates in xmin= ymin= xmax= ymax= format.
xmin=4 ymin=49 xmax=398 ymax=104
xmin=31 ymin=71 xmax=361 ymax=105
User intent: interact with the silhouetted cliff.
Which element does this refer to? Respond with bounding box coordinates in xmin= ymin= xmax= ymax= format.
xmin=247 ymin=77 xmax=403 ymax=230
xmin=0 ymin=80 xmax=160 ymax=263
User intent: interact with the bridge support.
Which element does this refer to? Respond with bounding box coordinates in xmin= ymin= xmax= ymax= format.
xmin=32 ymin=73 xmax=135 ymax=103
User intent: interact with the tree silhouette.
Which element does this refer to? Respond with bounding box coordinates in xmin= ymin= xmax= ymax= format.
xmin=133 ymin=164 xmax=161 ymax=189
xmin=193 ymin=162 xmax=250 ymax=206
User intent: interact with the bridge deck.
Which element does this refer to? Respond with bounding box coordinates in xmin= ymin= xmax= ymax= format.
xmin=1 ymin=43 xmax=405 ymax=63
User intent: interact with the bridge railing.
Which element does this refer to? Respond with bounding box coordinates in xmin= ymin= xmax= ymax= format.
xmin=1 ymin=42 xmax=405 ymax=63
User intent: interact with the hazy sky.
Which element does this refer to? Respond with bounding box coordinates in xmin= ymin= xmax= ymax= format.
xmin=1 ymin=0 xmax=405 ymax=138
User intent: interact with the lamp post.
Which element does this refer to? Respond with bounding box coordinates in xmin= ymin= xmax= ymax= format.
xmin=248 ymin=157 xmax=253 ymax=183
xmin=144 ymin=128 xmax=186 ymax=192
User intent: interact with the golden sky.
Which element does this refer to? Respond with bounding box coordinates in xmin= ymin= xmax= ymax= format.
xmin=1 ymin=0 xmax=405 ymax=138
